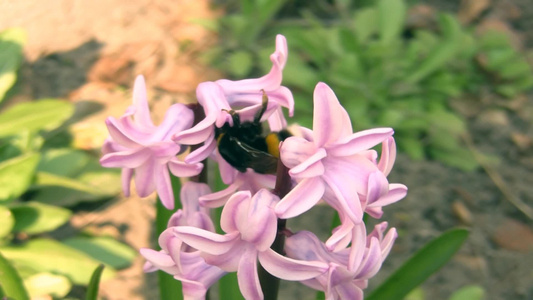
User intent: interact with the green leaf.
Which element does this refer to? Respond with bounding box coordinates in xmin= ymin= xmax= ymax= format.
xmin=32 ymin=170 xmax=120 ymax=206
xmin=219 ymin=273 xmax=245 ymax=300
xmin=37 ymin=148 xmax=90 ymax=177
xmin=406 ymin=14 xmax=462 ymax=83
xmin=0 ymin=28 xmax=26 ymax=102
xmin=0 ymin=153 xmax=40 ymax=202
xmin=367 ymin=228 xmax=469 ymax=300
xmin=24 ymin=272 xmax=71 ymax=299
xmin=0 ymin=250 xmax=30 ymax=300
xmin=62 ymin=236 xmax=136 ymax=269
xmin=0 ymin=238 xmax=116 ymax=285
xmin=10 ymin=202 xmax=71 ymax=234
xmin=0 ymin=205 xmax=14 ymax=238
xmin=429 ymin=147 xmax=479 ymax=172
xmin=353 ymin=8 xmax=378 ymax=44
xmin=228 ymin=50 xmax=253 ymax=77
xmin=378 ymin=0 xmax=406 ymax=45
xmin=449 ymin=285 xmax=485 ymax=300
xmin=0 ymin=99 xmax=74 ymax=136
xmin=86 ymin=264 xmax=105 ymax=300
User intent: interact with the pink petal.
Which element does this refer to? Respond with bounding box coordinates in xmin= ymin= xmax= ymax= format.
xmin=217 ymin=151 xmax=238 ymax=185
xmin=312 ymin=82 xmax=351 ymax=147
xmin=334 ymin=283 xmax=364 ymax=300
xmin=168 ymin=158 xmax=203 ymax=178
xmin=380 ymin=227 xmax=398 ymax=259
xmin=368 ymin=183 xmax=407 ymax=208
xmin=180 ymin=182 xmax=212 ymax=213
xmin=105 ymin=117 xmax=140 ymax=148
xmin=325 ymin=221 xmax=354 ymax=252
xmin=174 ymin=227 xmax=240 ymax=255
xmin=178 ymin=278 xmax=208 ymax=300
xmin=275 ymin=177 xmax=325 ymax=219
xmin=172 ymin=115 xmax=216 ymax=145
xmin=134 ymin=159 xmax=156 ymax=197
xmin=132 ymin=75 xmax=155 ymax=130
xmin=220 ymin=191 xmax=251 ymax=234
xmin=140 ymin=248 xmax=175 ymax=268
xmin=355 ymin=237 xmax=383 ymax=279
xmin=364 ymin=171 xmax=389 ymax=207
xmin=199 ymin=183 xmax=239 ymax=208
xmin=217 ymin=35 xmax=287 ymax=94
xmin=349 ymin=223 xmax=367 ymax=272
xmin=150 ymin=103 xmax=194 ymax=142
xmin=267 ymin=107 xmax=288 ymax=131
xmin=184 ymin=132 xmax=217 ymax=164
xmin=237 ymin=249 xmax=263 ymax=300
xmin=100 ymin=147 xmax=151 ymax=169
xmin=327 ymin=128 xmax=394 ymax=157
xmin=288 ymin=148 xmax=327 ymax=178
xmin=154 ymin=164 xmax=174 ymax=209
xmin=377 ymin=137 xmax=397 ymax=176
xmin=258 ymin=248 xmax=329 ymax=281
xmin=280 ymin=136 xmax=317 ymax=169
xmin=238 ymin=189 xmax=279 ymax=251
xmin=121 ymin=168 xmax=133 ymax=197
xmin=323 ymin=174 xmax=363 ymax=225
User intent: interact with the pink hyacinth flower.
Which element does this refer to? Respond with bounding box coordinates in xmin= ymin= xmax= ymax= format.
xmin=260 ymin=222 xmax=397 ymax=300
xmin=174 ymin=189 xmax=322 ymax=300
xmin=100 ymin=75 xmax=203 ymax=209
xmin=141 ymin=182 xmax=225 ymax=300
xmin=277 ymin=82 xmax=406 ymax=224
xmin=173 ymin=35 xmax=294 ymax=165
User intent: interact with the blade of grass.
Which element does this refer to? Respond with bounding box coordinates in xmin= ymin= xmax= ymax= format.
xmin=86 ymin=264 xmax=105 ymax=300
xmin=0 ymin=251 xmax=30 ymax=300
xmin=156 ymin=174 xmax=183 ymax=300
xmin=367 ymin=228 xmax=469 ymax=300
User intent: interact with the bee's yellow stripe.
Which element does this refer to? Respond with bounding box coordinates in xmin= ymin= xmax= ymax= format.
xmin=265 ymin=133 xmax=281 ymax=158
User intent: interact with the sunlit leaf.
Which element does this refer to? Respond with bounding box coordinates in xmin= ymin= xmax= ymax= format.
xmin=449 ymin=285 xmax=485 ymax=300
xmin=0 ymin=205 xmax=14 ymax=238
xmin=0 ymin=153 xmax=40 ymax=202
xmin=62 ymin=236 xmax=136 ymax=269
xmin=10 ymin=202 xmax=72 ymax=234
xmin=86 ymin=264 xmax=105 ymax=300
xmin=24 ymin=272 xmax=71 ymax=299
xmin=0 ymin=99 xmax=74 ymax=136
xmin=0 ymin=28 xmax=26 ymax=102
xmin=0 ymin=238 xmax=115 ymax=285
xmin=367 ymin=228 xmax=469 ymax=300
xmin=0 ymin=250 xmax=30 ymax=300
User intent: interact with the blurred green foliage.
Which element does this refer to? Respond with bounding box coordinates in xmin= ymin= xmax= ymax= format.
xmin=205 ymin=0 xmax=533 ymax=171
xmin=0 ymin=28 xmax=134 ymax=299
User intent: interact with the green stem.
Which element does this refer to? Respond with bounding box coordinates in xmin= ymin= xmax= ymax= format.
xmin=156 ymin=175 xmax=183 ymax=300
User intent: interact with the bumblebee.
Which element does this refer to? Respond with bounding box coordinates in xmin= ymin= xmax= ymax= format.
xmin=216 ymin=92 xmax=291 ymax=174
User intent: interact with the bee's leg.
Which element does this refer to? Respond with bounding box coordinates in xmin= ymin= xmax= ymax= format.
xmin=253 ymin=89 xmax=269 ymax=123
xmin=221 ymin=108 xmax=241 ymax=127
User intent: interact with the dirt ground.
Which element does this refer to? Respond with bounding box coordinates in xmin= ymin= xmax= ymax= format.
xmin=2 ymin=0 xmax=533 ymax=299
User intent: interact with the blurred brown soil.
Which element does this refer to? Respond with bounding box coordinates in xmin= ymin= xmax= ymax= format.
xmin=0 ymin=0 xmax=220 ymax=299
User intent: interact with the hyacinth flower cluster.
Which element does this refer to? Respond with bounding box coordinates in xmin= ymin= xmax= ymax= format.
xmin=100 ymin=34 xmax=407 ymax=300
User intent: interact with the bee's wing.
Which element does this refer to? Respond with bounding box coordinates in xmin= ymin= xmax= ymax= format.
xmin=233 ymin=139 xmax=279 ymax=174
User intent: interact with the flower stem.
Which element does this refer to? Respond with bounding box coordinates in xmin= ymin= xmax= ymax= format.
xmin=258 ymin=158 xmax=292 ymax=300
